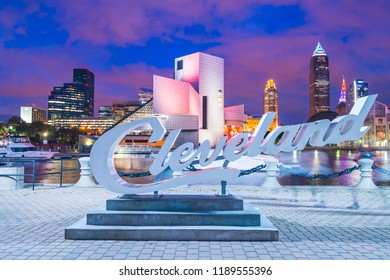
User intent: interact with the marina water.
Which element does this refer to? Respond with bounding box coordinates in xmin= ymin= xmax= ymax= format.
xmin=16 ymin=149 xmax=390 ymax=187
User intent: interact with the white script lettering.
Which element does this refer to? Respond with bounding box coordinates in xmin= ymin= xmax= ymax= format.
xmin=90 ymin=95 xmax=376 ymax=194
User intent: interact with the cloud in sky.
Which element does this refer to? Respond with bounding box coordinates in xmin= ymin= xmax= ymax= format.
xmin=1 ymin=0 xmax=390 ymax=124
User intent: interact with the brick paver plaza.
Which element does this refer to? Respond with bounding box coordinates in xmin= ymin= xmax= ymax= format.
xmin=1 ymin=184 xmax=390 ymax=260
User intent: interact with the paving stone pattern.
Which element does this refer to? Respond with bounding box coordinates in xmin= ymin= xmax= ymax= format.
xmin=1 ymin=184 xmax=390 ymax=260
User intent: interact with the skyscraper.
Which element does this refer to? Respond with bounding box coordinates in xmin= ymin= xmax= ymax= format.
xmin=346 ymin=79 xmax=368 ymax=113
xmin=335 ymin=76 xmax=347 ymax=116
xmin=73 ymin=69 xmax=95 ymax=117
xmin=264 ymin=79 xmax=278 ymax=130
xmin=309 ymin=42 xmax=330 ymax=117
xmin=48 ymin=68 xmax=95 ymax=120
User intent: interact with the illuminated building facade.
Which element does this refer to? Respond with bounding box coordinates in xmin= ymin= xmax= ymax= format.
xmin=174 ymin=52 xmax=224 ymax=145
xmin=113 ymin=99 xmax=155 ymax=140
xmin=244 ymin=115 xmax=261 ymax=134
xmin=112 ymin=101 xmax=141 ymax=121
xmin=48 ymin=83 xmax=87 ymax=120
xmin=309 ymin=42 xmax=330 ymax=117
xmin=113 ymin=99 xmax=195 ymax=147
xmin=117 ymin=52 xmax=226 ymax=147
xmin=264 ymin=79 xmax=278 ymax=130
xmin=51 ymin=118 xmax=115 ymax=131
xmin=153 ymin=75 xmax=200 ymax=147
xmin=335 ymin=77 xmax=347 ymax=116
xmin=363 ymin=101 xmax=390 ymax=147
xmin=117 ymin=99 xmax=154 ymax=126
xmin=48 ymin=69 xmax=95 ymax=120
xmin=73 ymin=69 xmax=94 ymax=117
xmin=20 ymin=105 xmax=47 ymax=123
xmin=138 ymin=87 xmax=153 ymax=104
xmin=98 ymin=106 xmax=113 ymax=118
xmin=224 ymin=104 xmax=247 ymax=139
xmin=153 ymin=76 xmax=200 ymax=117
xmin=346 ymin=79 xmax=368 ymax=113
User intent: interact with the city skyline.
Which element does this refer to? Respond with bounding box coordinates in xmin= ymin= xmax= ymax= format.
xmin=1 ymin=0 xmax=390 ymax=124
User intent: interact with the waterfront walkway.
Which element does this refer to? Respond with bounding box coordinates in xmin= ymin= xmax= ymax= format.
xmin=1 ymin=184 xmax=390 ymax=260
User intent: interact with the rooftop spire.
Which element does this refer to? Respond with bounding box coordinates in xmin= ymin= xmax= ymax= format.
xmin=265 ymin=79 xmax=276 ymax=90
xmin=339 ymin=76 xmax=346 ymax=103
xmin=341 ymin=75 xmax=346 ymax=92
xmin=312 ymin=42 xmax=327 ymax=56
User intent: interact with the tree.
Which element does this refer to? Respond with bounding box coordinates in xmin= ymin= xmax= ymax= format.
xmin=24 ymin=122 xmax=56 ymax=144
xmin=6 ymin=116 xmax=27 ymax=136
xmin=7 ymin=116 xmax=25 ymax=127
xmin=2 ymin=118 xmax=58 ymax=144
xmin=55 ymin=127 xmax=81 ymax=145
xmin=0 ymin=123 xmax=7 ymax=139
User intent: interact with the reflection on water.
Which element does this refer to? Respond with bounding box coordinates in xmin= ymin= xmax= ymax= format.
xmin=277 ymin=150 xmax=357 ymax=186
xmin=114 ymin=154 xmax=173 ymax=184
xmin=114 ymin=154 xmax=153 ymax=173
xmin=20 ymin=159 xmax=80 ymax=185
xmin=277 ymin=149 xmax=390 ymax=186
xmin=15 ymin=149 xmax=390 ymax=187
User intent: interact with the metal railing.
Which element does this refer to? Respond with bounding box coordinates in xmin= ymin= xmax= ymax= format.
xmin=0 ymin=158 xmax=80 ymax=190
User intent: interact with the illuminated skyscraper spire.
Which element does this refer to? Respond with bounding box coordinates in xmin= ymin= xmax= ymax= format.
xmin=264 ymin=79 xmax=278 ymax=130
xmin=312 ymin=42 xmax=327 ymax=56
xmin=339 ymin=76 xmax=347 ymax=103
xmin=336 ymin=76 xmax=347 ymax=116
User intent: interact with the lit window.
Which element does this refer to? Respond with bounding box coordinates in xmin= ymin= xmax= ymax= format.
xmin=218 ymin=90 xmax=223 ymax=108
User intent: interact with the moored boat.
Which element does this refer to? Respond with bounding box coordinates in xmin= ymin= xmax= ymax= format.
xmin=0 ymin=136 xmax=55 ymax=160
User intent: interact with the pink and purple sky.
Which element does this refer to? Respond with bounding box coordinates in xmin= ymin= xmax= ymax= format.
xmin=1 ymin=0 xmax=390 ymax=124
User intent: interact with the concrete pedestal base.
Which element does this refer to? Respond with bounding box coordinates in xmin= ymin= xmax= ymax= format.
xmin=65 ymin=194 xmax=279 ymax=241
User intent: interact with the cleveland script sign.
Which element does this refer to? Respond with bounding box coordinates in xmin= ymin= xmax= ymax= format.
xmin=90 ymin=95 xmax=376 ymax=194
